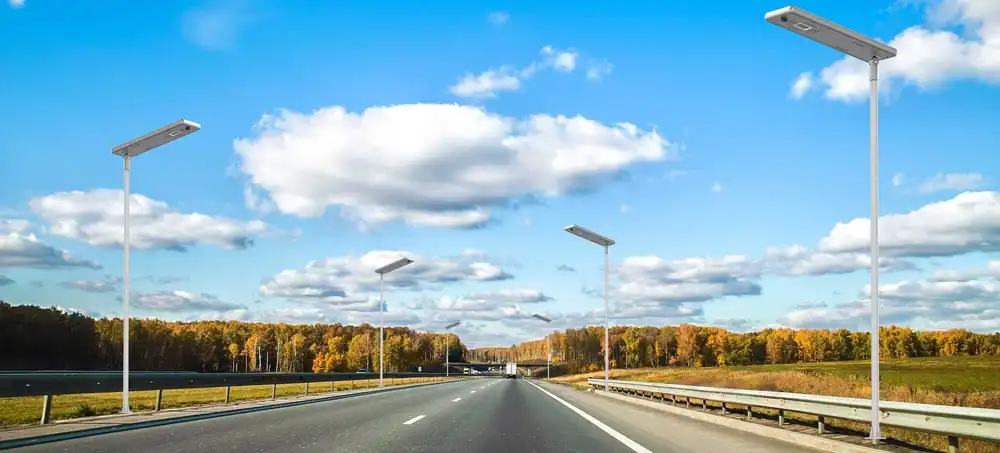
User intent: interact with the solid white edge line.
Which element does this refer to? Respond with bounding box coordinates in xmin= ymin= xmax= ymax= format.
xmin=452 ymin=397 xmax=462 ymax=402
xmin=403 ymin=415 xmax=426 ymax=425
xmin=524 ymin=379 xmax=653 ymax=453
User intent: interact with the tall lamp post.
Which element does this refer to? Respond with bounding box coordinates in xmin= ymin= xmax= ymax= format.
xmin=563 ymin=224 xmax=615 ymax=391
xmin=374 ymin=257 xmax=414 ymax=388
xmin=111 ymin=119 xmax=201 ymax=414
xmin=532 ymin=314 xmax=553 ymax=379
xmin=764 ymin=6 xmax=897 ymax=443
xmin=444 ymin=321 xmax=461 ymax=377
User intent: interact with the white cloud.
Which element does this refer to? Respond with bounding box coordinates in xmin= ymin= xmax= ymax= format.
xmin=181 ymin=0 xmax=256 ymax=50
xmin=449 ymin=68 xmax=523 ymax=99
xmin=614 ymin=255 xmax=763 ymax=313
xmin=260 ymin=250 xmax=515 ymax=308
xmin=235 ymin=103 xmax=672 ymax=229
xmin=918 ymin=172 xmax=984 ymax=192
xmin=818 ymin=191 xmax=1000 ymax=257
xmin=620 ymin=204 xmax=633 ymax=214
xmin=449 ymin=45 xmax=605 ymax=99
xmin=789 ymin=72 xmax=814 ymax=99
xmin=131 ymin=290 xmax=247 ymax=313
xmin=539 ymin=45 xmax=578 ymax=72
xmin=781 ymin=261 xmax=1000 ymax=331
xmin=711 ymin=182 xmax=724 ymax=192
xmin=892 ymin=172 xmax=906 ymax=187
xmin=803 ymin=0 xmax=1000 ymax=102
xmin=666 ymin=170 xmax=688 ymax=180
xmin=488 ymin=11 xmax=509 ymax=24
xmin=8 ymin=0 xmax=24 ymax=8
xmin=62 ymin=276 xmax=121 ymax=293
xmin=765 ymin=244 xmax=916 ymax=276
xmin=585 ymin=59 xmax=614 ymax=81
xmin=556 ymin=264 xmax=575 ymax=272
xmin=0 ymin=221 xmax=100 ymax=270
xmin=30 ymin=189 xmax=268 ymax=251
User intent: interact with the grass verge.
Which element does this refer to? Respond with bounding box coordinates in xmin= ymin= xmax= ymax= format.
xmin=0 ymin=376 xmax=448 ymax=428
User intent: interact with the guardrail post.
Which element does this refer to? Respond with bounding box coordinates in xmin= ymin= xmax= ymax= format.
xmin=947 ymin=436 xmax=958 ymax=453
xmin=746 ymin=406 xmax=752 ymax=420
xmin=702 ymin=399 xmax=708 ymax=411
xmin=778 ymin=409 xmax=785 ymax=426
xmin=224 ymin=386 xmax=231 ymax=404
xmin=351 ymin=379 xmax=355 ymax=390
xmin=670 ymin=394 xmax=676 ymax=405
xmin=155 ymin=389 xmax=163 ymax=411
xmin=305 ymin=382 xmax=310 ymax=395
xmin=685 ymin=397 xmax=691 ymax=408
xmin=271 ymin=384 xmax=276 ymax=400
xmin=817 ymin=416 xmax=826 ymax=434
xmin=40 ymin=395 xmax=53 ymax=425
xmin=721 ymin=402 xmax=727 ymax=414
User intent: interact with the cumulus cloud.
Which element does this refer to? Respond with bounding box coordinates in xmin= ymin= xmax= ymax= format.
xmin=818 ymin=191 xmax=1000 ymax=258
xmin=8 ymin=0 xmax=24 ymax=8
xmin=797 ymin=0 xmax=1000 ymax=101
xmin=556 ymin=264 xmax=576 ymax=272
xmin=765 ymin=245 xmax=916 ymax=276
xmin=235 ymin=103 xmax=672 ymax=229
xmin=260 ymin=250 xmax=515 ymax=310
xmin=780 ymin=261 xmax=1000 ymax=331
xmin=62 ymin=276 xmax=121 ymax=293
xmin=449 ymin=69 xmax=523 ymax=99
xmin=612 ymin=255 xmax=763 ymax=320
xmin=130 ymin=290 xmax=247 ymax=313
xmin=0 ymin=220 xmax=101 ymax=269
xmin=30 ymin=189 xmax=268 ymax=251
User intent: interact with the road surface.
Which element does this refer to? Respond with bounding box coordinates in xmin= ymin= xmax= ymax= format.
xmin=13 ymin=378 xmax=821 ymax=452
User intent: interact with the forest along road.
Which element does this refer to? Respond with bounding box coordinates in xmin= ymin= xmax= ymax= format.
xmin=11 ymin=378 xmax=823 ymax=453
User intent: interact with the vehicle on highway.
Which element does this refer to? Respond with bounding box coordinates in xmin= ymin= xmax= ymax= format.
xmin=356 ymin=369 xmax=370 ymax=374
xmin=504 ymin=362 xmax=518 ymax=379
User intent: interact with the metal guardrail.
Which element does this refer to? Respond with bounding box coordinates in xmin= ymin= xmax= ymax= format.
xmin=589 ymin=378 xmax=1000 ymax=452
xmin=1 ymin=371 xmax=458 ymax=426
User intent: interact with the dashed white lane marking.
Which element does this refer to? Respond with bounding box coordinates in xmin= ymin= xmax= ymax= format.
xmin=452 ymin=397 xmax=462 ymax=402
xmin=403 ymin=415 xmax=426 ymax=425
xmin=524 ymin=379 xmax=653 ymax=453
xmin=470 ymin=390 xmax=477 ymax=394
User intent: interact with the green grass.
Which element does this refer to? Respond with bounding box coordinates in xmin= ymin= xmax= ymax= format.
xmin=0 ymin=376 xmax=448 ymax=428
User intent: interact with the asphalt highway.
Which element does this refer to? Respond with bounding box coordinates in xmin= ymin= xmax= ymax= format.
xmin=15 ymin=378 xmax=822 ymax=453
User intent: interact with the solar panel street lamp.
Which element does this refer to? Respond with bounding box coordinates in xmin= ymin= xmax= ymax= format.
xmin=764 ymin=6 xmax=897 ymax=443
xmin=532 ymin=314 xmax=553 ymax=379
xmin=110 ymin=119 xmax=201 ymax=414
xmin=563 ymin=224 xmax=615 ymax=391
xmin=445 ymin=321 xmax=461 ymax=377
xmin=374 ymin=257 xmax=414 ymax=388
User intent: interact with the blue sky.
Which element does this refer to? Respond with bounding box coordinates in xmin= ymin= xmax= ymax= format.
xmin=1 ymin=0 xmax=998 ymax=347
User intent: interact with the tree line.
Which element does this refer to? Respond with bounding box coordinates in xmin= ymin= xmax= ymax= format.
xmin=0 ymin=302 xmax=465 ymax=372
xmin=469 ymin=325 xmax=1000 ymax=374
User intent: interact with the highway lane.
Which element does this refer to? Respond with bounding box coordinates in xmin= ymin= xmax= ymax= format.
xmin=11 ymin=377 xmax=823 ymax=452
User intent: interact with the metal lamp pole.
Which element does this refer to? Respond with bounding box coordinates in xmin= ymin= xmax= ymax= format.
xmin=563 ymin=224 xmax=615 ymax=391
xmin=765 ymin=5 xmax=897 ymax=443
xmin=532 ymin=314 xmax=553 ymax=379
xmin=374 ymin=257 xmax=414 ymax=388
xmin=111 ymin=119 xmax=200 ymax=414
xmin=445 ymin=321 xmax=461 ymax=377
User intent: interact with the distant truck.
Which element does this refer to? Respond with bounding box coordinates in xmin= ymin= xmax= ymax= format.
xmin=504 ymin=362 xmax=518 ymax=379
